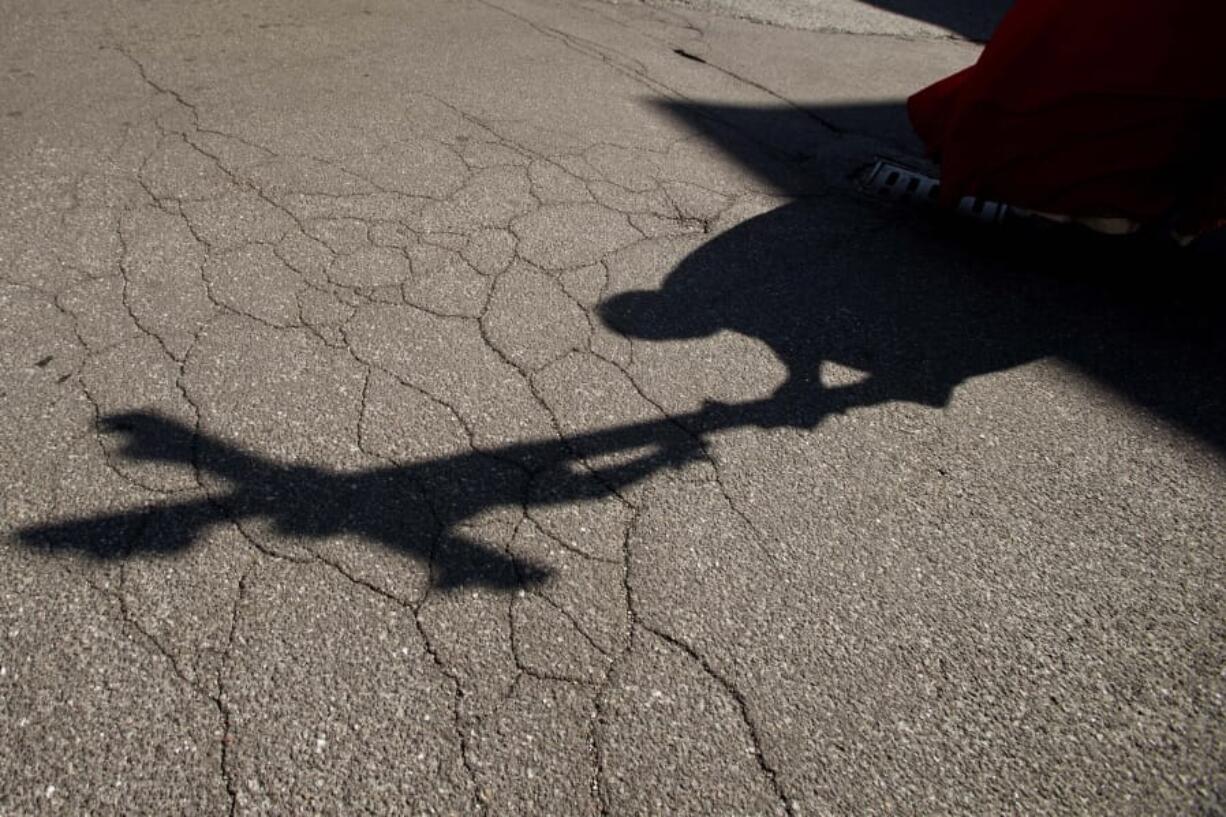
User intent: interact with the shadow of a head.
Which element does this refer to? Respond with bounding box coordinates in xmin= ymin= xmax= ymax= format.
xmin=600 ymin=289 xmax=717 ymax=342
xmin=600 ymin=196 xmax=1028 ymax=419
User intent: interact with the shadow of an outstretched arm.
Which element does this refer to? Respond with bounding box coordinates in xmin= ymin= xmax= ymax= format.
xmin=17 ymin=404 xmax=752 ymax=590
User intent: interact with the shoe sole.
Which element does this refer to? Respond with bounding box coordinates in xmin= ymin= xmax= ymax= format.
xmin=859 ymin=159 xmax=1009 ymax=225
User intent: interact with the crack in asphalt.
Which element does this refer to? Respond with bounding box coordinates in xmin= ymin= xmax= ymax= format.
xmin=216 ymin=557 xmax=256 ymax=817
xmin=44 ymin=546 xmax=251 ymax=816
xmin=640 ymin=619 xmax=796 ymax=815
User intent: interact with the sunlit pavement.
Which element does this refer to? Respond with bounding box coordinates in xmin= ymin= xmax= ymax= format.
xmin=2 ymin=1 xmax=1222 ymax=813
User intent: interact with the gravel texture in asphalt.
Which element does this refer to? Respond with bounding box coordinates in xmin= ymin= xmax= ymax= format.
xmin=2 ymin=0 xmax=1223 ymax=814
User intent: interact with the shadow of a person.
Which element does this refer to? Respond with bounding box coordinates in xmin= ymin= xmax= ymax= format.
xmin=600 ymin=192 xmax=1224 ymax=439
xmin=19 ymin=192 xmax=1224 ymax=589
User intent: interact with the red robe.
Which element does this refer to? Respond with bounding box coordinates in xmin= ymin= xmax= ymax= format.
xmin=908 ymin=0 xmax=1226 ymax=231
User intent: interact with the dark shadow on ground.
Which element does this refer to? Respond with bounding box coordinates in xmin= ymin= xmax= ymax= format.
xmin=617 ymin=100 xmax=1226 ymax=446
xmin=19 ymin=100 xmax=1224 ymax=590
xmin=859 ymin=0 xmax=1012 ymax=42
xmin=603 ymin=192 xmax=1225 ymax=442
xmin=17 ymin=408 xmax=713 ymax=590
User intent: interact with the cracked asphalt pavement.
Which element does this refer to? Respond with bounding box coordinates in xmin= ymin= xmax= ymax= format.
xmin=2 ymin=0 xmax=1224 ymax=814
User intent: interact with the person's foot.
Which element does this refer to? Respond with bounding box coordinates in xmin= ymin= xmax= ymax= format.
xmin=860 ymin=159 xmax=1009 ymax=224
